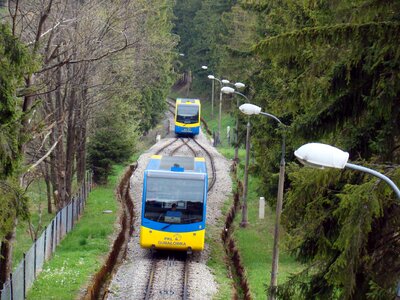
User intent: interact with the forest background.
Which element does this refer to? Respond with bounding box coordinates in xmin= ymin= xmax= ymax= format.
xmin=1 ymin=0 xmax=399 ymax=299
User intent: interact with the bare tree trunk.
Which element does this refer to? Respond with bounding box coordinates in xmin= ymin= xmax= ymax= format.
xmin=42 ymin=163 xmax=53 ymax=214
xmin=55 ymin=64 xmax=66 ymax=207
xmin=65 ymin=86 xmax=76 ymax=202
xmin=77 ymin=69 xmax=88 ymax=185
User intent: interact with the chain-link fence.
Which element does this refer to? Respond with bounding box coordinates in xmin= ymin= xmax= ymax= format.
xmin=0 ymin=172 xmax=92 ymax=300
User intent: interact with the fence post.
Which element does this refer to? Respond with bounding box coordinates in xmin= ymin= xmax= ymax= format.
xmin=50 ymin=220 xmax=54 ymax=255
xmin=66 ymin=203 xmax=69 ymax=233
xmin=54 ymin=210 xmax=61 ymax=246
xmin=23 ymin=253 xmax=26 ymax=299
xmin=34 ymin=238 xmax=37 ymax=279
xmin=72 ymin=198 xmax=75 ymax=229
xmin=59 ymin=209 xmax=63 ymax=240
xmin=10 ymin=273 xmax=13 ymax=300
xmin=43 ymin=225 xmax=47 ymax=262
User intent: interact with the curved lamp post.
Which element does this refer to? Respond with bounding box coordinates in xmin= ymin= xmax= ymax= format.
xmin=295 ymin=142 xmax=400 ymax=300
xmin=207 ymin=74 xmax=217 ymax=120
xmin=222 ymin=89 xmax=250 ymax=227
xmin=208 ymin=75 xmax=224 ymax=143
xmin=239 ymin=103 xmax=286 ymax=300
xmin=294 ymin=143 xmax=400 ymax=198
xmin=222 ymin=86 xmax=246 ymax=161
xmin=206 ymin=76 xmax=229 ymax=144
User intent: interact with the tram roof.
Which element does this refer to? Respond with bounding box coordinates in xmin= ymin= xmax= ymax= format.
xmin=146 ymin=155 xmax=206 ymax=174
xmin=176 ymin=98 xmax=200 ymax=105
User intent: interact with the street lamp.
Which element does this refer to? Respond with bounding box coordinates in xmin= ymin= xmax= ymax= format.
xmin=294 ymin=143 xmax=400 ymax=198
xmin=208 ymin=75 xmax=228 ymax=144
xmin=222 ymin=88 xmax=251 ymax=227
xmin=222 ymin=79 xmax=230 ymax=85
xmin=201 ymin=65 xmax=208 ymax=70
xmin=235 ymin=82 xmax=245 ymax=89
xmin=239 ymin=103 xmax=286 ymax=300
xmin=221 ymin=86 xmax=246 ymax=161
xmin=295 ymin=142 xmax=400 ymax=300
xmin=207 ymin=74 xmax=216 ymax=120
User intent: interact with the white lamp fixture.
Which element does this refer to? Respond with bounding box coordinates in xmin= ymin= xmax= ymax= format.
xmin=295 ymin=142 xmax=400 ymax=199
xmin=201 ymin=65 xmax=208 ymax=70
xmin=235 ymin=82 xmax=245 ymax=89
xmin=221 ymin=86 xmax=235 ymax=94
xmin=294 ymin=143 xmax=349 ymax=169
xmin=221 ymin=79 xmax=230 ymax=84
xmin=208 ymin=75 xmax=215 ymax=80
xmin=239 ymin=103 xmax=262 ymax=115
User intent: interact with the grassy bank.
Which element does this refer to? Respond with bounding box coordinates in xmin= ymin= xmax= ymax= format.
xmin=27 ymin=165 xmax=124 ymax=299
xmin=232 ymin=163 xmax=303 ymax=299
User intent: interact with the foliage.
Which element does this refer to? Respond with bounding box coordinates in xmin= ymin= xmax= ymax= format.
xmin=234 ymin=1 xmax=400 ymax=298
xmin=173 ymin=0 xmax=237 ymax=92
xmin=278 ymin=164 xmax=400 ymax=299
xmin=0 ymin=180 xmax=30 ymax=239
xmin=0 ymin=24 xmax=32 ymax=240
xmin=87 ymin=100 xmax=137 ymax=184
xmin=0 ymin=24 xmax=30 ymax=179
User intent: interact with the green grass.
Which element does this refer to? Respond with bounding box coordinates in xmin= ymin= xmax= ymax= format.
xmin=206 ymin=211 xmax=234 ymax=300
xmin=27 ymin=166 xmax=122 ymax=299
xmin=232 ymin=172 xmax=303 ymax=299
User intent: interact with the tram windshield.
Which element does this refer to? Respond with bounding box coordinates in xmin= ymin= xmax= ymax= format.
xmin=144 ymin=175 xmax=205 ymax=224
xmin=176 ymin=105 xmax=199 ymax=124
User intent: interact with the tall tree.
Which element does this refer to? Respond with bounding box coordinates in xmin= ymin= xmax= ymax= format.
xmin=0 ymin=23 xmax=32 ymax=290
xmin=239 ymin=0 xmax=400 ymax=298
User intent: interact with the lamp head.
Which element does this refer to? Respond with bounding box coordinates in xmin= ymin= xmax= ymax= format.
xmin=235 ymin=82 xmax=245 ymax=89
xmin=294 ymin=143 xmax=349 ymax=169
xmin=179 ymin=53 xmax=185 ymax=57
xmin=239 ymin=103 xmax=261 ymax=115
xmin=208 ymin=75 xmax=215 ymax=80
xmin=221 ymin=86 xmax=235 ymax=94
xmin=201 ymin=65 xmax=208 ymax=70
xmin=221 ymin=79 xmax=230 ymax=84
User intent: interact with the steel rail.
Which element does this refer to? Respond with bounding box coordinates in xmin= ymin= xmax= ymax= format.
xmin=190 ymin=138 xmax=216 ymax=191
xmin=144 ymin=254 xmax=157 ymax=300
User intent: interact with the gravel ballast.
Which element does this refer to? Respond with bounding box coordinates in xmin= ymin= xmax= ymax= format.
xmin=107 ymin=127 xmax=232 ymax=300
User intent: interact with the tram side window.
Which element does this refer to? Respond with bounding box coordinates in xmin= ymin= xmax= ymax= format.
xmin=144 ymin=176 xmax=204 ymax=224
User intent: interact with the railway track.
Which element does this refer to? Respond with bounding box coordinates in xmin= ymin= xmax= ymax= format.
xmin=144 ymin=253 xmax=189 ymax=300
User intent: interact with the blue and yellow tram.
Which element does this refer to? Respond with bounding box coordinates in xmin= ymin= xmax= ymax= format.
xmin=140 ymin=155 xmax=208 ymax=252
xmin=174 ymin=98 xmax=201 ymax=136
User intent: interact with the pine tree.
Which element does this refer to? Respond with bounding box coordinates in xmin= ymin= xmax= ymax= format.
xmin=240 ymin=0 xmax=400 ymax=298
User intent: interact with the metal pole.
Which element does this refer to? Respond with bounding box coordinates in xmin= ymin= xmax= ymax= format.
xmin=218 ymin=89 xmax=222 ymax=145
xmin=241 ymin=119 xmax=251 ymax=227
xmin=211 ymin=79 xmax=214 ymax=120
xmin=345 ymin=163 xmax=400 ymax=199
xmin=234 ymin=97 xmax=239 ymax=161
xmin=269 ymin=133 xmax=286 ymax=300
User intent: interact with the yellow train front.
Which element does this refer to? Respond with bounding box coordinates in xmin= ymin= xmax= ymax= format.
xmin=140 ymin=155 xmax=208 ymax=252
xmin=174 ymin=98 xmax=201 ymax=136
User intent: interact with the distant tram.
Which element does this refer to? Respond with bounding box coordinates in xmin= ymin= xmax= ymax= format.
xmin=174 ymin=98 xmax=201 ymax=136
xmin=140 ymin=155 xmax=208 ymax=252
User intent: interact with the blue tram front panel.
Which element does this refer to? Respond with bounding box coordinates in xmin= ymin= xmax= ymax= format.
xmin=175 ymin=124 xmax=200 ymax=136
xmin=140 ymin=156 xmax=208 ymax=251
xmin=174 ymin=98 xmax=201 ymax=136
xmin=140 ymin=221 xmax=205 ymax=251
